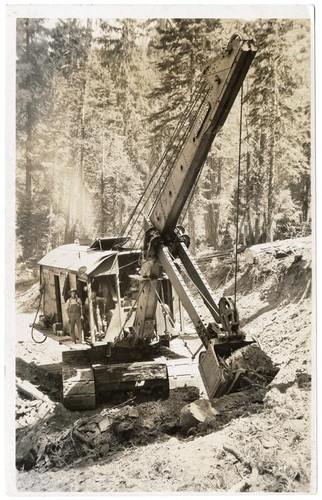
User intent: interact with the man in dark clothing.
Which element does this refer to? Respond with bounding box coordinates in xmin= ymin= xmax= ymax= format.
xmin=85 ymin=291 xmax=112 ymax=335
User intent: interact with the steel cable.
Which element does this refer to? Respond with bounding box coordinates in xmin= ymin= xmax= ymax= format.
xmin=119 ymin=75 xmax=208 ymax=246
xmin=234 ymin=85 xmax=244 ymax=303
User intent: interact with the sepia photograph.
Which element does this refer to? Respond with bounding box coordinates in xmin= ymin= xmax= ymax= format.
xmin=6 ymin=2 xmax=316 ymax=495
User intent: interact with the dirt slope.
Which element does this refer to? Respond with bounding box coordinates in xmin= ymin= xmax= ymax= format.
xmin=13 ymin=245 xmax=314 ymax=493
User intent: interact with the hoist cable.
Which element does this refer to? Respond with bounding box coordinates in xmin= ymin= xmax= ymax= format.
xmin=131 ymin=109 xmax=203 ymax=253
xmin=119 ymin=76 xmax=208 ymax=245
xmin=118 ymin=76 xmax=205 ymax=241
xmin=234 ymin=84 xmax=243 ymax=304
xmin=167 ymin=247 xmax=220 ymax=322
xmin=127 ymin=80 xmax=207 ymax=243
xmin=149 ymin=83 xmax=210 ymax=216
xmin=150 ymin=83 xmax=210 ymax=214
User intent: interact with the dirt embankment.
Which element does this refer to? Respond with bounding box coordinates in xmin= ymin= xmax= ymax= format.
xmin=13 ymin=242 xmax=314 ymax=493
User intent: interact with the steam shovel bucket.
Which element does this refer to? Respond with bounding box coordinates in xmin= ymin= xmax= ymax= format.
xmin=199 ymin=339 xmax=278 ymax=399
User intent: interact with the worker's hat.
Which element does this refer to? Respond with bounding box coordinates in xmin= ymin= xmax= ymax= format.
xmin=69 ymin=288 xmax=78 ymax=294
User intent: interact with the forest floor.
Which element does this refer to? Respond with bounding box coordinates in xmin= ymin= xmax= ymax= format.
xmin=12 ymin=243 xmax=314 ymax=494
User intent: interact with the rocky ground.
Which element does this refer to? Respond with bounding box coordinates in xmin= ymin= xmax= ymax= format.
xmin=12 ymin=242 xmax=314 ymax=494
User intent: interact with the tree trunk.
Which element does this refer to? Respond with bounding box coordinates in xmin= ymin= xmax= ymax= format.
xmin=22 ymin=19 xmax=34 ymax=261
xmin=64 ymin=19 xmax=93 ymax=243
xmin=100 ymin=167 xmax=105 ymax=236
xmin=204 ymin=159 xmax=221 ymax=249
xmin=245 ymin=151 xmax=255 ymax=245
xmin=266 ymin=33 xmax=279 ymax=243
xmin=24 ymin=19 xmax=32 ymax=203
xmin=254 ymin=130 xmax=266 ymax=244
xmin=46 ymin=198 xmax=53 ymax=253
xmin=302 ymin=172 xmax=310 ymax=222
xmin=266 ymin=135 xmax=276 ymax=242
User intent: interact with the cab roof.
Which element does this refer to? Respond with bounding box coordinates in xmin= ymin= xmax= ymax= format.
xmin=38 ymin=236 xmax=139 ymax=277
xmin=38 ymin=243 xmax=117 ymax=276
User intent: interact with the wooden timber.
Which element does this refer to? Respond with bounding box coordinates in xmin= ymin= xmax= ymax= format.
xmin=244 ymin=236 xmax=311 ymax=264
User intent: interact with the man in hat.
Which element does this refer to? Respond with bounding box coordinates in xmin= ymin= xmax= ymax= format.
xmin=65 ymin=288 xmax=84 ymax=343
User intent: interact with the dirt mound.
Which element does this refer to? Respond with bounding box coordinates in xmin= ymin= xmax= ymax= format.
xmin=226 ymin=344 xmax=279 ymax=390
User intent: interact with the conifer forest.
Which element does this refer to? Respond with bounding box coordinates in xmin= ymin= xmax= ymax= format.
xmin=16 ymin=18 xmax=312 ymax=267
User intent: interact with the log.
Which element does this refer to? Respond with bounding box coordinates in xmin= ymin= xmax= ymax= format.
xmin=244 ymin=236 xmax=311 ymax=264
xmin=16 ymin=378 xmax=50 ymax=402
xmin=72 ymin=428 xmax=95 ymax=447
xmin=15 ymin=278 xmax=38 ymax=287
xmin=196 ymin=246 xmax=246 ymax=263
xmin=195 ymin=250 xmax=232 ymax=262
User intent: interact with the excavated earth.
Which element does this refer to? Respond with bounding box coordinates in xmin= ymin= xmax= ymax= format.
xmin=12 ymin=244 xmax=314 ymax=494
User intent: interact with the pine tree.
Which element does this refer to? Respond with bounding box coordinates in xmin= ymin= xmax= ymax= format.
xmin=16 ymin=18 xmax=52 ymax=263
xmin=242 ymin=18 xmax=311 ymax=243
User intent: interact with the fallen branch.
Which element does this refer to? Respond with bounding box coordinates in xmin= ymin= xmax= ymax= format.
xmin=113 ymin=396 xmax=136 ymax=409
xmin=223 ymin=445 xmax=253 ymax=472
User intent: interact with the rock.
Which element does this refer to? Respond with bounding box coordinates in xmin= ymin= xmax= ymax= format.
xmin=179 ymin=399 xmax=219 ymax=431
xmin=167 ymin=437 xmax=179 ymax=446
xmin=128 ymin=407 xmax=139 ymax=418
xmin=98 ymin=416 xmax=113 ymax=433
xmin=160 ymin=418 xmax=178 ymax=434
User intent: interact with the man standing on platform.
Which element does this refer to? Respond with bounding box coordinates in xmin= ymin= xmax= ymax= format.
xmin=66 ymin=288 xmax=84 ymax=343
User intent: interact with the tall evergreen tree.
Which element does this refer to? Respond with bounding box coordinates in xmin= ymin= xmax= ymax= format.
xmin=16 ymin=18 xmax=52 ymax=263
xmin=242 ymin=18 xmax=311 ymax=243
